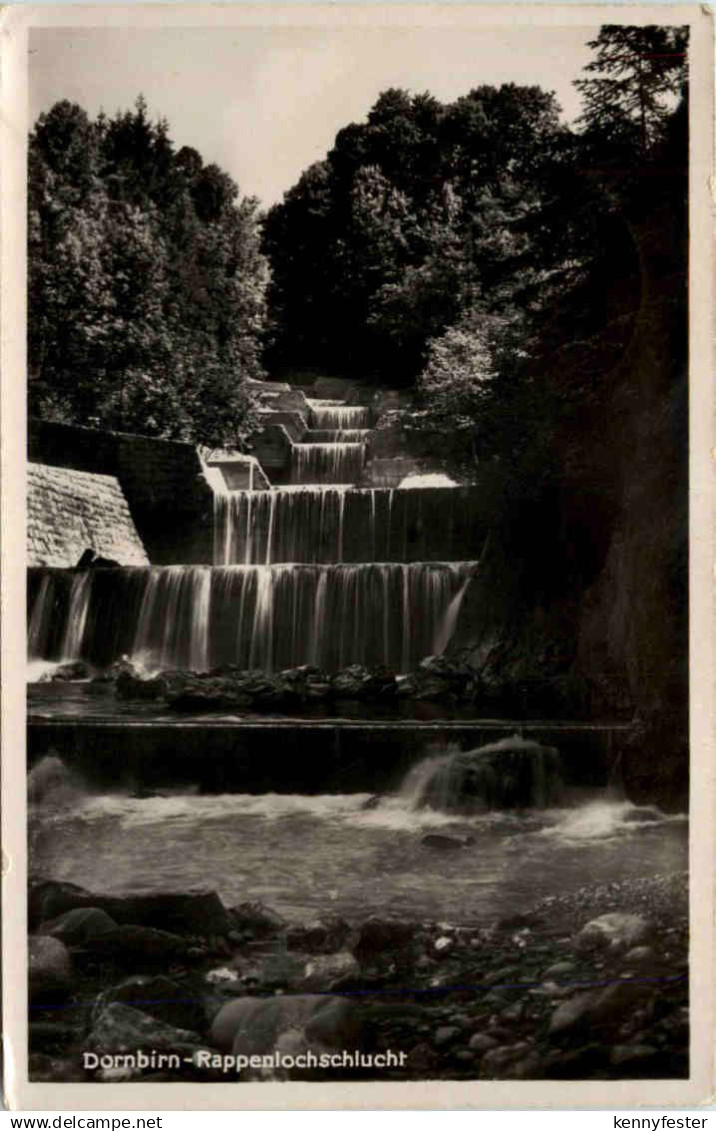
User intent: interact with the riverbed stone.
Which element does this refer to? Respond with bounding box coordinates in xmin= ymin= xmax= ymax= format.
xmin=609 ymin=1044 xmax=660 ymax=1068
xmin=31 ymin=883 xmax=229 ymax=936
xmin=286 ymin=916 xmax=353 ymax=953
xmin=421 ymin=833 xmax=472 ymax=850
xmin=468 ymin=1032 xmax=499 ymax=1053
xmin=115 ymin=672 xmax=165 ymax=700
xmin=574 ymin=913 xmax=651 ymax=953
xmin=256 ymin=951 xmax=307 ymax=990
xmin=230 ymin=900 xmax=286 ymax=939
xmin=77 ymin=924 xmax=187 ymax=963
xmin=542 ymin=960 xmax=577 ymax=980
xmin=92 ymin=975 xmax=207 ymax=1034
xmin=38 ymin=906 xmax=117 ymax=946
xmin=210 ymin=994 xmax=361 ymax=1055
xmin=301 ymin=951 xmax=361 ymax=991
xmin=87 ymin=1002 xmax=201 ymax=1055
xmin=433 ymin=1025 xmax=460 ymax=1047
xmin=50 ymin=660 xmax=91 ymax=682
xmin=354 ymin=916 xmax=415 ymax=960
xmin=29 ymin=935 xmax=72 ymax=1004
xmin=548 ymin=981 xmax=653 ymax=1038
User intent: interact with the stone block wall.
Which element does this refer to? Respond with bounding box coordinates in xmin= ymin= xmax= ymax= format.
xmin=28 ymin=463 xmax=148 ymax=567
xmin=28 ymin=420 xmax=217 ymax=564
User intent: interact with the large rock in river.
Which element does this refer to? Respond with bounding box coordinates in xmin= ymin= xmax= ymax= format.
xmin=92 ymin=975 xmax=207 ymax=1034
xmin=29 ymin=880 xmax=229 ymax=936
xmin=210 ymin=995 xmax=361 ymax=1056
xmin=87 ymin=1002 xmax=201 ymax=1055
xmin=29 ymin=935 xmax=72 ymax=1004
xmin=38 ymin=906 xmax=117 ymax=946
xmin=574 ymin=913 xmax=651 ymax=953
xmin=414 ymin=735 xmax=563 ymax=813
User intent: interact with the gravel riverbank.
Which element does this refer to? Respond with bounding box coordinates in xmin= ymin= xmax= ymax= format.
xmin=28 ymin=870 xmax=688 ymax=1084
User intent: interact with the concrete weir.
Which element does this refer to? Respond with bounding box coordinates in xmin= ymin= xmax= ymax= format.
xmin=27 ymin=717 xmax=633 ymax=794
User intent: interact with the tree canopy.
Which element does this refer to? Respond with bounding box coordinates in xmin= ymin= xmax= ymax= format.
xmin=262 ymin=83 xmax=567 ymax=384
xmin=29 ymin=97 xmax=268 ymax=446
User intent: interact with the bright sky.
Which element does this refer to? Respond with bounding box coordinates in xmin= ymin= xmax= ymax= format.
xmin=29 ymin=25 xmax=594 ymax=207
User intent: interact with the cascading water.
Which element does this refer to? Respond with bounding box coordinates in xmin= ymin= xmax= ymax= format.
xmin=305 ymin=400 xmax=371 ymax=431
xmin=290 ymin=442 xmax=366 ymax=485
xmin=285 ymin=400 xmax=370 ymax=486
xmin=306 ymin=429 xmax=370 ymax=443
xmin=28 ymin=391 xmax=481 ymax=679
xmin=213 ymin=486 xmax=485 ymax=565
xmin=28 ymin=562 xmax=476 ymax=673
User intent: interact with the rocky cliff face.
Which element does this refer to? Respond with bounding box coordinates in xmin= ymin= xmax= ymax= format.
xmin=452 ymin=202 xmax=688 ymax=810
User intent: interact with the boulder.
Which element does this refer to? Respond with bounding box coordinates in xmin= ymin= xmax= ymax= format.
xmin=29 ymin=880 xmax=91 ymax=929
xmin=91 ymin=656 xmax=143 ymax=684
xmin=38 ymin=906 xmax=117 ymax=946
xmin=210 ymin=994 xmax=361 ymax=1056
xmin=421 ymin=833 xmax=473 ymax=850
xmin=86 ymin=1002 xmax=200 ymax=1055
xmin=76 ymin=924 xmax=187 ymax=963
xmin=354 ymin=916 xmax=415 ymax=961
xmin=548 ymin=981 xmax=653 ymax=1038
xmin=28 ymin=1053 xmax=87 ymax=1083
xmin=286 ymin=916 xmax=353 ymax=954
xmin=29 ymin=881 xmax=229 ymax=936
xmin=230 ymin=901 xmax=286 ymax=939
xmin=330 ymin=665 xmax=396 ymax=700
xmin=416 ymin=735 xmax=563 ymax=812
xmin=92 ymin=975 xmax=206 ymax=1034
xmin=166 ymin=675 xmax=252 ymax=713
xmin=254 ymin=951 xmax=306 ymax=991
xmin=115 ymin=672 xmax=165 ymax=701
xmin=29 ymin=936 xmax=72 ymax=1004
xmin=50 ymin=660 xmax=91 ymax=682
xmin=76 ymin=549 xmax=120 ymax=569
xmin=301 ymin=952 xmax=361 ymax=991
xmin=574 ymin=913 xmax=651 ymax=953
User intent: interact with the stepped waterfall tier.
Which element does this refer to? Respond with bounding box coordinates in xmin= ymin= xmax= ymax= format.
xmin=28 ymin=562 xmax=476 ymax=673
xmin=213 ymin=486 xmax=485 ymax=565
xmin=287 ymin=400 xmax=370 ymax=485
xmin=290 ymin=441 xmax=366 ymax=485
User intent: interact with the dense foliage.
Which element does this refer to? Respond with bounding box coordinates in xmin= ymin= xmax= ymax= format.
xmin=29 ymin=97 xmax=267 ymax=446
xmin=263 ymin=25 xmax=688 ymax=421
xmin=262 ymin=83 xmax=566 ymax=383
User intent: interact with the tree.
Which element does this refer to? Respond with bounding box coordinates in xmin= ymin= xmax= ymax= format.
xmin=29 ymin=98 xmax=268 ymax=446
xmin=575 ymin=25 xmax=688 ymax=156
xmin=262 ymin=83 xmax=564 ymax=384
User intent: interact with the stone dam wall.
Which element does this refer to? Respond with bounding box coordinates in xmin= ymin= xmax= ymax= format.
xmin=29 ymin=419 xmax=217 ymax=564
xmin=28 ymin=464 xmax=148 ymax=568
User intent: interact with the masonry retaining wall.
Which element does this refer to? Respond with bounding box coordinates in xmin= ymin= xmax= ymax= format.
xmin=28 ymin=419 xmax=216 ymax=564
xmin=28 ymin=463 xmax=148 ymax=567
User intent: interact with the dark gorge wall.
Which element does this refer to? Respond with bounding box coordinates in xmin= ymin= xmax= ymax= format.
xmin=452 ymin=202 xmax=688 ymax=809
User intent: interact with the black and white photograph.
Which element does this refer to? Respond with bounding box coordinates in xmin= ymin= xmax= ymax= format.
xmin=4 ymin=2 xmax=714 ymax=1110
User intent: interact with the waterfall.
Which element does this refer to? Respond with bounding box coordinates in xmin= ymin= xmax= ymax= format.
xmin=28 ymin=563 xmax=476 ymax=674
xmin=306 ymin=429 xmax=370 ymax=443
xmin=306 ymin=400 xmax=370 ymax=431
xmin=433 ymin=573 xmax=472 ymax=655
xmin=28 ymin=389 xmax=483 ymax=683
xmin=212 ymin=486 xmax=485 ymax=566
xmin=290 ymin=442 xmax=366 ymax=485
xmin=59 ymin=572 xmax=93 ymax=659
